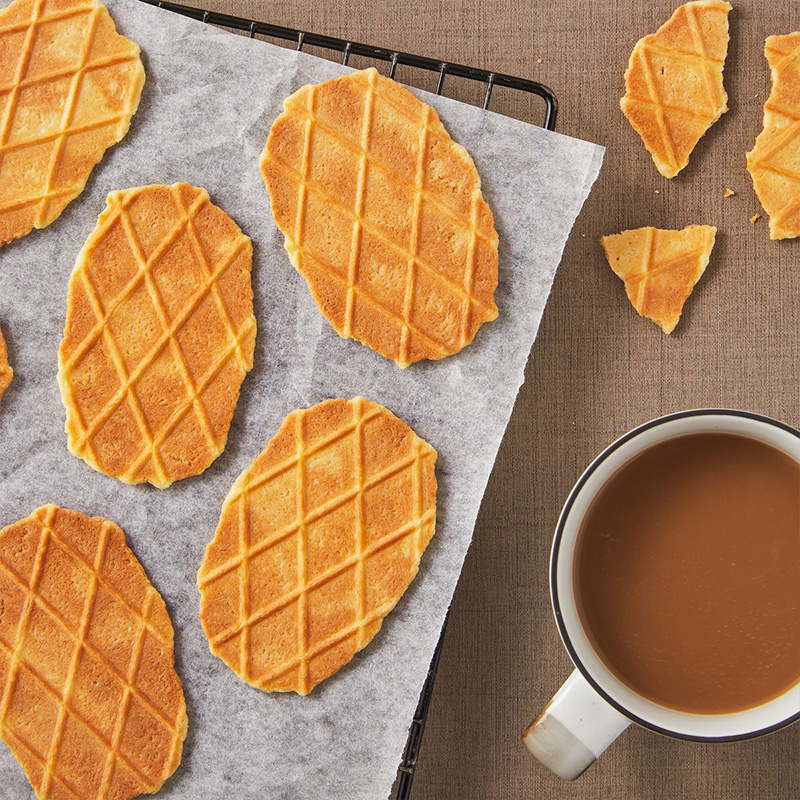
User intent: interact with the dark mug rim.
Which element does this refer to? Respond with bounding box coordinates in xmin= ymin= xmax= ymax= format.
xmin=550 ymin=408 xmax=800 ymax=743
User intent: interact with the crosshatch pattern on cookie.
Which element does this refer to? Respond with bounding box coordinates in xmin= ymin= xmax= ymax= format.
xmin=198 ymin=398 xmax=437 ymax=695
xmin=601 ymin=225 xmax=716 ymax=334
xmin=0 ymin=0 xmax=145 ymax=246
xmin=0 ymin=325 xmax=12 ymax=402
xmin=620 ymin=0 xmax=731 ymax=178
xmin=0 ymin=505 xmax=187 ymax=800
xmin=747 ymin=33 xmax=800 ymax=240
xmin=58 ymin=183 xmax=257 ymax=489
xmin=262 ymin=68 xmax=499 ymax=368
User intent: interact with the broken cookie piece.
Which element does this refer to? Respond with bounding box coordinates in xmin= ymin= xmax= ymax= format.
xmin=621 ymin=1 xmax=731 ymax=178
xmin=601 ymin=225 xmax=717 ymax=334
xmin=746 ymin=33 xmax=800 ymax=239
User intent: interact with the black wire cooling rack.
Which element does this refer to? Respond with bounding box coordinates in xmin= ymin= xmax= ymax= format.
xmin=137 ymin=2 xmax=558 ymax=796
xmin=139 ymin=0 xmax=557 ymax=131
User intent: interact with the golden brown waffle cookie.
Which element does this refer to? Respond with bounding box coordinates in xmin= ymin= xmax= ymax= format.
xmin=620 ymin=1 xmax=731 ymax=179
xmin=600 ymin=225 xmax=716 ymax=333
xmin=0 ymin=505 xmax=187 ymax=800
xmin=747 ymin=33 xmax=800 ymax=240
xmin=0 ymin=325 xmax=12 ymax=402
xmin=261 ymin=67 xmax=498 ymax=368
xmin=0 ymin=0 xmax=144 ymax=247
xmin=57 ymin=183 xmax=256 ymax=489
xmin=198 ymin=397 xmax=437 ymax=695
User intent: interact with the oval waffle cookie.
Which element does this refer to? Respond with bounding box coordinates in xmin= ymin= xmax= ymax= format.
xmin=261 ymin=67 xmax=499 ymax=368
xmin=0 ymin=505 xmax=187 ymax=800
xmin=0 ymin=0 xmax=145 ymax=248
xmin=0 ymin=324 xmax=12 ymax=403
xmin=58 ymin=183 xmax=257 ymax=489
xmin=198 ymin=397 xmax=437 ymax=695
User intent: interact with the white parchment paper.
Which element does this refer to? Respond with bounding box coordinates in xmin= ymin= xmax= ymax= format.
xmin=0 ymin=1 xmax=604 ymax=796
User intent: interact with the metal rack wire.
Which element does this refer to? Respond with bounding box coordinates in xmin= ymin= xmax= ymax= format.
xmin=139 ymin=0 xmax=557 ymax=131
xmin=136 ymin=2 xmax=558 ymax=796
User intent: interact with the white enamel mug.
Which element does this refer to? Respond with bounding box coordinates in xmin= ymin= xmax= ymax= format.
xmin=523 ymin=409 xmax=800 ymax=780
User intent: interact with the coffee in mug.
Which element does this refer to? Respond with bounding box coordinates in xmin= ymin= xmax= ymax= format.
xmin=574 ymin=431 xmax=800 ymax=714
xmin=523 ymin=411 xmax=800 ymax=780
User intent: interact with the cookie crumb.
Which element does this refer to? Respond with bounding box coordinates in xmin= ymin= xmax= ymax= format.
xmin=723 ymin=188 xmax=735 ymax=198
xmin=654 ymin=189 xmax=660 ymax=194
xmin=536 ymin=57 xmax=543 ymax=64
xmin=750 ymin=213 xmax=762 ymax=224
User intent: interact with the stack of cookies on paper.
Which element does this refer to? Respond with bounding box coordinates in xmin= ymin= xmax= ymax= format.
xmin=0 ymin=0 xmax=516 ymax=782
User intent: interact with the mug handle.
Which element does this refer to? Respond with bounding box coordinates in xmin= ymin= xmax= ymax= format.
xmin=522 ymin=669 xmax=631 ymax=779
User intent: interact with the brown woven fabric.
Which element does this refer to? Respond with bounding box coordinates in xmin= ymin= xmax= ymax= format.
xmin=194 ymin=0 xmax=798 ymax=797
